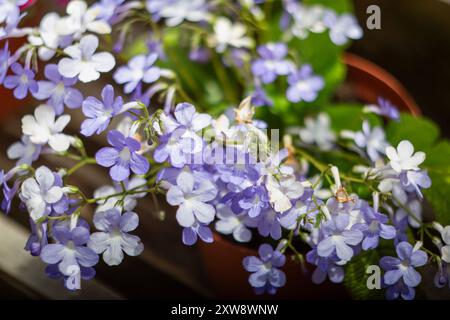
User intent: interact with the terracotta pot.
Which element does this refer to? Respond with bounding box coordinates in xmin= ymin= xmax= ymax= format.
xmin=343 ymin=53 xmax=421 ymax=115
xmin=198 ymin=53 xmax=421 ymax=299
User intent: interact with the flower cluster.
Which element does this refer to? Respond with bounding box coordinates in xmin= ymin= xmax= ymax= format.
xmin=0 ymin=0 xmax=447 ymax=300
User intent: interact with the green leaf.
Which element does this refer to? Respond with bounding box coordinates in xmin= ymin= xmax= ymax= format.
xmin=386 ymin=114 xmax=440 ymax=151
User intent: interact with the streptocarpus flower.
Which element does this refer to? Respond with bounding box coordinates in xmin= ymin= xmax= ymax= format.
xmin=286 ymin=65 xmax=324 ymax=103
xmin=399 ymin=170 xmax=431 ymax=199
xmin=317 ymin=214 xmax=363 ymax=261
xmin=211 ymin=17 xmax=254 ymax=53
xmin=440 ymin=226 xmax=450 ymax=263
xmin=33 ymin=64 xmax=83 ymax=115
xmin=386 ymin=140 xmax=426 ymax=173
xmin=341 ymin=121 xmax=390 ymax=162
xmin=20 ymin=166 xmax=64 ymax=221
xmin=182 ymin=221 xmax=213 ymax=246
xmin=81 ymin=84 xmax=123 ymax=136
xmin=353 ymin=203 xmax=396 ymax=250
xmin=21 ymin=104 xmax=73 ymax=152
xmin=215 ymin=205 xmax=254 ymax=243
xmin=88 ymin=208 xmax=144 ymax=266
xmin=146 ymin=0 xmax=209 ymax=27
xmin=95 ymin=130 xmax=150 ymax=182
xmin=251 ymin=43 xmax=293 ymax=84
xmin=380 ymin=242 xmax=427 ymax=288
xmin=323 ymin=11 xmax=363 ymax=45
xmin=7 ymin=135 xmax=41 ymax=166
xmin=293 ymin=112 xmax=335 ymax=150
xmin=0 ymin=42 xmax=10 ymax=84
xmin=4 ymin=63 xmax=38 ymax=100
xmin=40 ymin=224 xmax=99 ymax=276
xmin=166 ymin=171 xmax=217 ymax=228
xmin=364 ymin=97 xmax=400 ymax=121
xmin=58 ymin=34 xmax=115 ymax=83
xmin=113 ymin=53 xmax=161 ymax=94
xmin=306 ymin=248 xmax=344 ymax=284
xmin=243 ymin=244 xmax=286 ymax=295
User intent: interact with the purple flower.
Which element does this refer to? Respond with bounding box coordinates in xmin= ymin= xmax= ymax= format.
xmin=189 ymin=47 xmax=210 ymax=63
xmin=317 ymin=214 xmax=363 ymax=261
xmin=40 ymin=224 xmax=99 ymax=276
xmin=385 ymin=278 xmax=415 ymax=300
xmin=113 ymin=53 xmax=161 ymax=94
xmin=238 ymin=186 xmax=269 ymax=218
xmin=380 ymin=242 xmax=427 ymax=288
xmin=182 ymin=221 xmax=213 ymax=246
xmin=25 ymin=218 xmax=48 ymax=256
xmin=365 ymin=97 xmax=400 ymax=121
xmin=354 ymin=203 xmax=396 ymax=250
xmin=88 ymin=208 xmax=144 ymax=266
xmin=2 ymin=180 xmax=19 ymax=214
xmin=323 ymin=12 xmax=363 ymax=45
xmin=4 ymin=63 xmax=38 ymax=99
xmin=243 ymin=244 xmax=286 ymax=295
xmin=0 ymin=42 xmax=10 ymax=84
xmin=251 ymin=43 xmax=293 ymax=84
xmin=96 ymin=130 xmax=150 ymax=182
xmin=256 ymin=208 xmax=283 ymax=240
xmin=166 ymin=171 xmax=217 ymax=228
xmin=399 ymin=170 xmax=431 ymax=199
xmin=81 ymin=85 xmax=123 ymax=136
xmin=251 ymin=86 xmax=273 ymax=107
xmin=7 ymin=135 xmax=41 ymax=166
xmin=45 ymin=263 xmax=96 ymax=291
xmin=434 ymin=261 xmax=450 ymax=289
xmin=215 ymin=205 xmax=256 ymax=243
xmin=286 ymin=65 xmax=324 ymax=103
xmin=306 ymin=248 xmax=344 ymax=284
xmin=33 ymin=64 xmax=83 ymax=115
xmin=154 ymin=103 xmax=211 ymax=167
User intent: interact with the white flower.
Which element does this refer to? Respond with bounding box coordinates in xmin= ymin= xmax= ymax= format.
xmin=211 ymin=17 xmax=254 ymax=53
xmin=323 ymin=12 xmax=363 ymax=45
xmin=58 ymin=34 xmax=115 ymax=83
xmin=386 ymin=140 xmax=426 ymax=173
xmin=266 ymin=175 xmax=304 ymax=213
xmin=293 ymin=112 xmax=336 ymax=150
xmin=147 ymin=0 xmax=209 ymax=27
xmin=27 ymin=13 xmax=62 ymax=61
xmin=441 ymin=226 xmax=450 ymax=263
xmin=215 ymin=205 xmax=253 ymax=243
xmin=288 ymin=4 xmax=327 ymax=39
xmin=20 ymin=166 xmax=64 ymax=221
xmin=56 ymin=0 xmax=111 ymax=38
xmin=7 ymin=135 xmax=41 ymax=165
xmin=341 ymin=121 xmax=390 ymax=162
xmin=21 ymin=105 xmax=73 ymax=152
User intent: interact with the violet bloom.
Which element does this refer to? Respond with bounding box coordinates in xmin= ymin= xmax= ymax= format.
xmin=238 ymin=186 xmax=269 ymax=218
xmin=365 ymin=97 xmax=400 ymax=121
xmin=88 ymin=208 xmax=144 ymax=266
xmin=4 ymin=63 xmax=38 ymax=99
xmin=96 ymin=130 xmax=150 ymax=182
xmin=251 ymin=43 xmax=293 ymax=84
xmin=33 ymin=64 xmax=83 ymax=115
xmin=81 ymin=85 xmax=123 ymax=136
xmin=243 ymin=244 xmax=286 ymax=295
xmin=40 ymin=224 xmax=99 ymax=276
xmin=323 ymin=12 xmax=363 ymax=46
xmin=257 ymin=208 xmax=283 ymax=240
xmin=7 ymin=135 xmax=41 ymax=165
xmin=25 ymin=218 xmax=48 ymax=256
xmin=166 ymin=171 xmax=218 ymax=228
xmin=251 ymin=86 xmax=273 ymax=107
xmin=380 ymin=242 xmax=427 ymax=288
xmin=113 ymin=53 xmax=161 ymax=94
xmin=182 ymin=221 xmax=213 ymax=246
xmin=154 ymin=103 xmax=211 ymax=167
xmin=384 ymin=278 xmax=415 ymax=300
xmin=306 ymin=248 xmax=344 ymax=284
xmin=286 ymin=65 xmax=324 ymax=103
xmin=399 ymin=170 xmax=431 ymax=199
xmin=354 ymin=203 xmax=396 ymax=250
xmin=317 ymin=214 xmax=363 ymax=261
xmin=0 ymin=42 xmax=9 ymax=84
xmin=2 ymin=180 xmax=20 ymax=214
xmin=434 ymin=261 xmax=450 ymax=289
xmin=45 ymin=263 xmax=96 ymax=291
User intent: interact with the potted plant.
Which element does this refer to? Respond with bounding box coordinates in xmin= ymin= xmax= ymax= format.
xmin=1 ymin=0 xmax=449 ymax=300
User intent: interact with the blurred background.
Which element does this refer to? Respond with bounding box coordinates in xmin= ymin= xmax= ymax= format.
xmin=0 ymin=0 xmax=449 ymax=299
